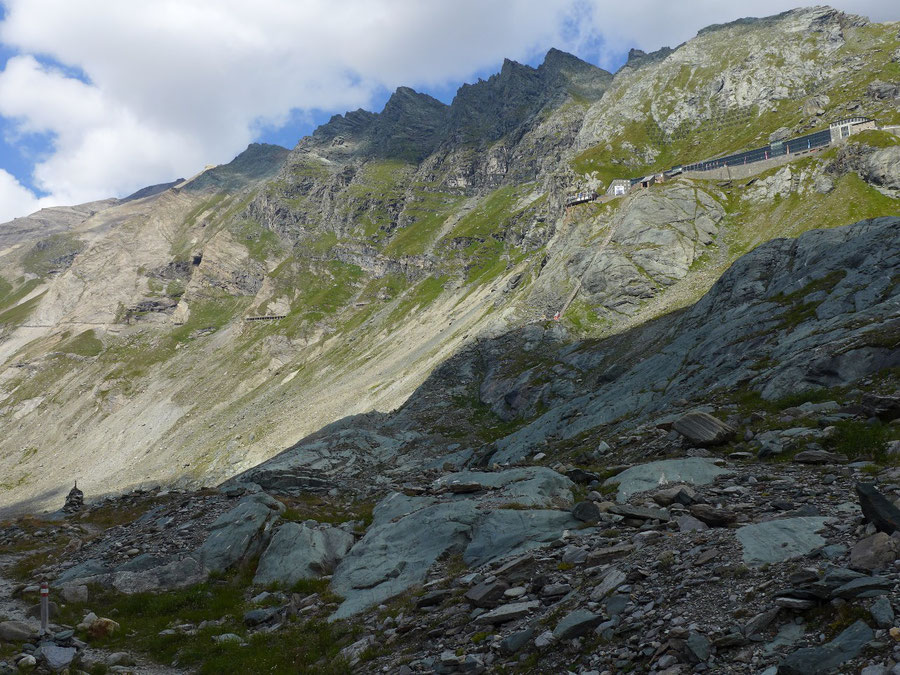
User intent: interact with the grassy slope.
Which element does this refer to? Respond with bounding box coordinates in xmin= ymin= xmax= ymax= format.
xmin=572 ymin=20 xmax=900 ymax=184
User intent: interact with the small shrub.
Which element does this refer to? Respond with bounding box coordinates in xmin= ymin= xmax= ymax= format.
xmin=825 ymin=419 xmax=891 ymax=463
xmin=471 ymin=631 xmax=491 ymax=644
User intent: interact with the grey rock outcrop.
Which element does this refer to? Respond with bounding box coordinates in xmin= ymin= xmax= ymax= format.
xmin=331 ymin=467 xmax=579 ymax=619
xmin=198 ymin=494 xmax=283 ymax=573
xmin=603 ymin=458 xmax=732 ymax=502
xmin=254 ymin=522 xmax=355 ymax=586
xmin=331 ymin=501 xmax=480 ymax=619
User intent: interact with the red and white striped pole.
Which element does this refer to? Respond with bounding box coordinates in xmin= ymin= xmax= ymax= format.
xmin=40 ymin=582 xmax=49 ymax=634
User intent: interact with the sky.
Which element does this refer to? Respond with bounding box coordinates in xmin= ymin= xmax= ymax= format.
xmin=0 ymin=1 xmax=897 ymax=223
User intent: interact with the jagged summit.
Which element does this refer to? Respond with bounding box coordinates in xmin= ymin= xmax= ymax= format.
xmin=183 ymin=142 xmax=289 ymax=192
xmin=300 ymin=48 xmax=612 ymax=157
xmin=367 ymin=87 xmax=449 ymax=162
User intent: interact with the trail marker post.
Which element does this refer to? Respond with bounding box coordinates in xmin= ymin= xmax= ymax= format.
xmin=40 ymin=582 xmax=49 ymax=634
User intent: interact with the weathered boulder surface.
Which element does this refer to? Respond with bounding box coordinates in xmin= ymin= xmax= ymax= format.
xmin=850 ymin=532 xmax=900 ymax=571
xmin=331 ymin=501 xmax=480 ymax=619
xmin=604 ymin=458 xmax=732 ymax=502
xmin=736 ymin=517 xmax=831 ymax=566
xmin=331 ymin=467 xmax=579 ymax=619
xmin=0 ymin=620 xmax=37 ymax=642
xmin=672 ymin=411 xmax=735 ymax=446
xmin=198 ymin=494 xmax=283 ymax=573
xmin=254 ymin=522 xmax=355 ymax=586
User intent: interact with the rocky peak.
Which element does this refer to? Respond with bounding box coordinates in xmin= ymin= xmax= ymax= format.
xmin=621 ymin=45 xmax=675 ymax=71
xmin=311 ymin=108 xmax=378 ymax=144
xmin=183 ymin=142 xmax=290 ymax=193
xmin=539 ymin=47 xmax=613 ymax=100
xmin=367 ymin=86 xmax=449 ymax=162
xmin=442 ymin=59 xmax=545 ymax=145
xmin=444 ymin=52 xmax=610 ymax=146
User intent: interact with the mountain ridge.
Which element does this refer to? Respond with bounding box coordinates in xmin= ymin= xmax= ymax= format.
xmin=0 ymin=5 xmax=896 ymax=518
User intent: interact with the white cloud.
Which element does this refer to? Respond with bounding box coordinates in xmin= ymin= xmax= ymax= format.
xmin=0 ymin=0 xmax=897 ymax=220
xmin=0 ymin=168 xmax=47 ymax=222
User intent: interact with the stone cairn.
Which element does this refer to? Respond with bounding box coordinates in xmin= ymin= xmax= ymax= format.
xmin=63 ymin=482 xmax=84 ymax=513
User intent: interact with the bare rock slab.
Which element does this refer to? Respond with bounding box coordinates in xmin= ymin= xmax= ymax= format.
xmin=254 ymin=522 xmax=355 ymax=587
xmin=331 ymin=501 xmax=480 ymax=620
xmin=553 ymin=609 xmax=603 ymax=640
xmin=605 ymin=458 xmax=732 ymax=502
xmin=737 ymin=517 xmax=831 ymax=567
xmin=777 ymin=619 xmax=873 ymax=674
xmin=672 ymin=411 xmax=735 ymax=446
xmin=475 ymin=600 xmax=540 ymax=625
xmin=198 ymin=494 xmax=282 ymax=573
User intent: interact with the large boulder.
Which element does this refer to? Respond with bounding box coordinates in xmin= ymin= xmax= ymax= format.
xmin=553 ymin=610 xmax=603 ymax=640
xmin=331 ymin=467 xmax=581 ymax=619
xmin=254 ymin=522 xmax=355 ymax=587
xmin=198 ymin=494 xmax=283 ymax=573
xmin=672 ymin=411 xmax=735 ymax=446
xmin=850 ymin=532 xmax=900 ymax=571
xmin=41 ymin=644 xmax=76 ymax=671
xmin=0 ymin=620 xmax=37 ymax=641
xmin=464 ymin=509 xmax=580 ymax=567
xmin=736 ymin=517 xmax=831 ymax=566
xmin=331 ymin=501 xmax=480 ymax=620
xmin=856 ymin=482 xmax=900 ymax=534
xmin=604 ymin=458 xmax=732 ymax=502
xmin=111 ymin=555 xmax=207 ymax=594
xmin=778 ymin=619 xmax=873 ymax=674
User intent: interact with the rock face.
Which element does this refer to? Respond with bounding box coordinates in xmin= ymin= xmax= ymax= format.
xmin=198 ymin=494 xmax=283 ymax=573
xmin=331 ymin=467 xmax=577 ymax=618
xmin=778 ymin=619 xmax=873 ymax=674
xmin=253 ymin=522 xmax=355 ymax=586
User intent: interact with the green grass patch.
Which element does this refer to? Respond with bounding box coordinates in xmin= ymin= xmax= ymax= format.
xmin=0 ymin=277 xmax=41 ymax=313
xmin=57 ymin=573 xmax=355 ymax=675
xmin=277 ymin=494 xmax=374 ymax=531
xmin=228 ymin=217 xmax=283 ymax=261
xmin=825 ymin=419 xmax=896 ymax=464
xmin=384 ymin=191 xmax=466 ymax=256
xmin=850 ymin=129 xmax=900 ymax=149
xmin=0 ymin=289 xmax=46 ymax=327
xmin=386 ymin=275 xmax=447 ymax=325
xmin=58 ymin=329 xmax=104 ymax=357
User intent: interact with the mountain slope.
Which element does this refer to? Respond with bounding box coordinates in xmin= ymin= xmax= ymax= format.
xmin=0 ymin=7 xmax=898 ymax=515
